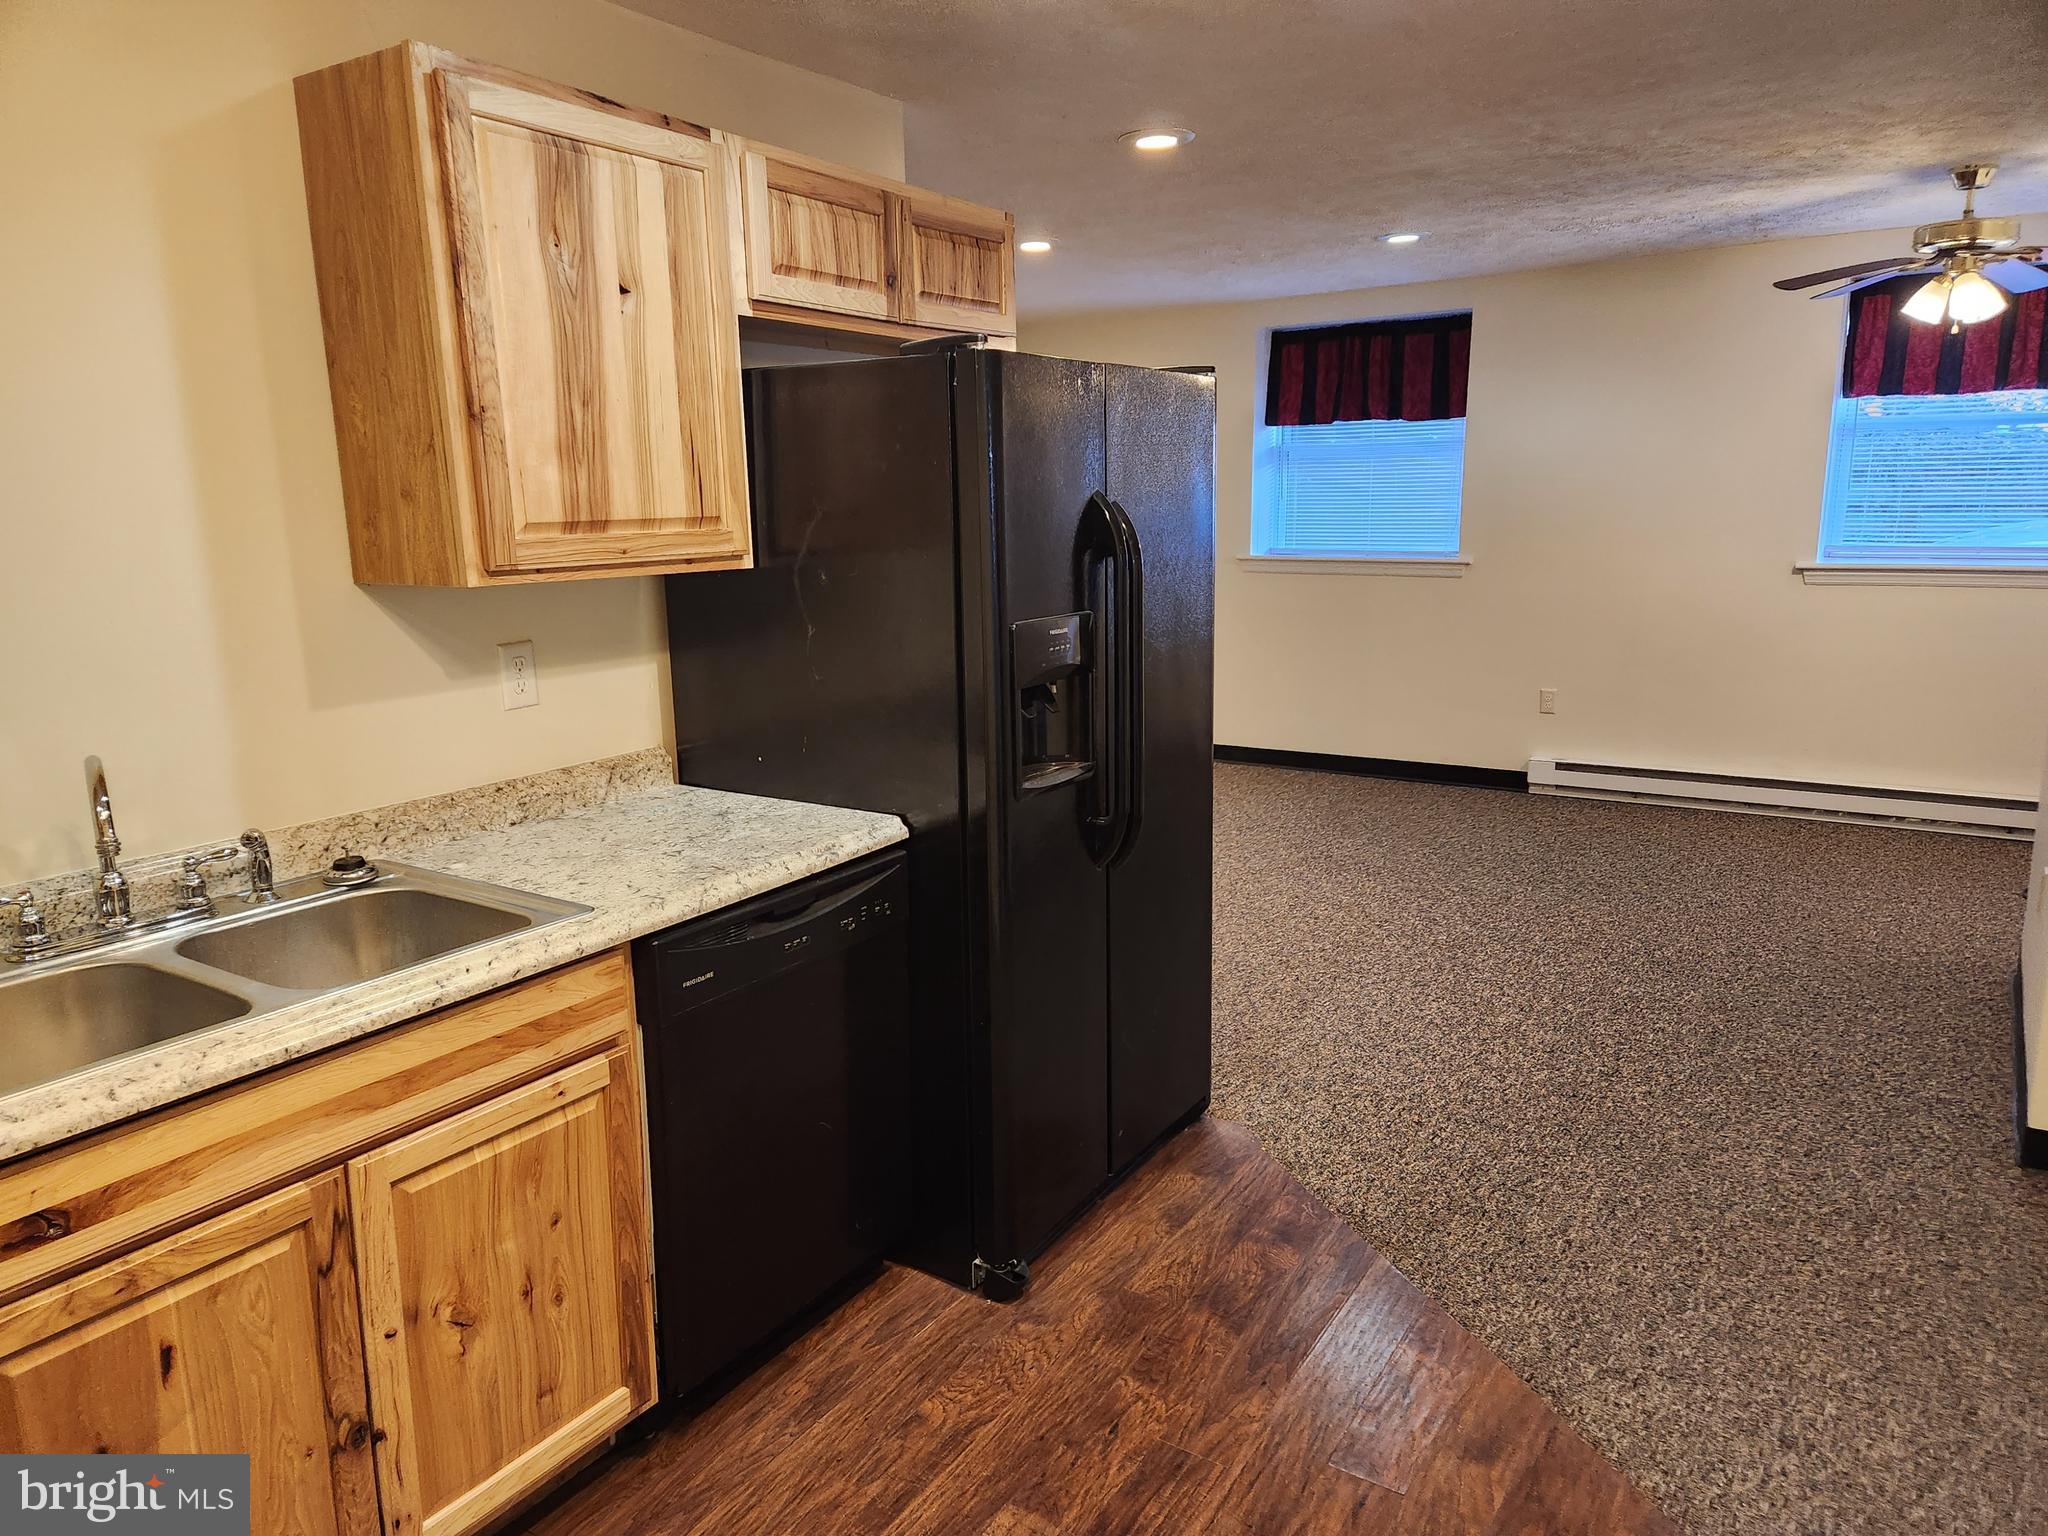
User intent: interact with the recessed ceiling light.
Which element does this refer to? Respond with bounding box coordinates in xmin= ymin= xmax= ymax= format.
xmin=1018 ymin=239 xmax=1053 ymax=254
xmin=1120 ymin=128 xmax=1195 ymax=152
xmin=1379 ymin=232 xmax=1425 ymax=245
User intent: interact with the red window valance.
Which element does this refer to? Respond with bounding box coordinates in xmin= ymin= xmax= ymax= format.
xmin=1843 ymin=275 xmax=2048 ymax=397
xmin=1265 ymin=311 xmax=1471 ymax=427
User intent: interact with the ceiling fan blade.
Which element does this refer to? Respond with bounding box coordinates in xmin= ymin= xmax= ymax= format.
xmin=1982 ymin=259 xmax=2048 ymax=294
xmin=1773 ymin=256 xmax=1919 ymax=291
xmin=1812 ymin=266 xmax=1937 ymax=299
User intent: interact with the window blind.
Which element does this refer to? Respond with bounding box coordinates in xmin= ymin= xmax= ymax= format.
xmin=1818 ymin=388 xmax=2048 ymax=565
xmin=1263 ymin=418 xmax=1466 ymax=557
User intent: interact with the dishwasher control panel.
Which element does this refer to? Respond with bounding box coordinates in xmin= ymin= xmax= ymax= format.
xmin=640 ymin=849 xmax=908 ymax=1016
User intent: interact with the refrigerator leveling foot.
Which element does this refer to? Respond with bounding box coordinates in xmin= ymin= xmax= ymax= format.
xmin=971 ymin=1256 xmax=1032 ymax=1303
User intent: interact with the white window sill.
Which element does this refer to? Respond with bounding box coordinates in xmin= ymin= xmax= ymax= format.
xmin=1238 ymin=555 xmax=1470 ymax=577
xmin=1796 ymin=563 xmax=2048 ymax=588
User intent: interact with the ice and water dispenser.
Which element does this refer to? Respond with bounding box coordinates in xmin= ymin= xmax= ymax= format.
xmin=1010 ymin=612 xmax=1094 ymax=792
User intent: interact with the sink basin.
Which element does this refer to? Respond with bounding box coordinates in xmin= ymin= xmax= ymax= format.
xmin=0 ymin=862 xmax=586 ymax=1103
xmin=0 ymin=963 xmax=252 ymax=1097
xmin=177 ymin=887 xmax=532 ymax=991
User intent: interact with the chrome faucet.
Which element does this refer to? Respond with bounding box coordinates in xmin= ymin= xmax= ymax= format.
xmin=85 ymin=755 xmax=132 ymax=929
xmin=0 ymin=756 xmax=284 ymax=965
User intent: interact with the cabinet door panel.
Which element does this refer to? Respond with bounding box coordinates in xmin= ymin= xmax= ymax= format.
xmin=741 ymin=150 xmax=894 ymax=319
xmin=0 ymin=1175 xmax=377 ymax=1536
xmin=350 ymin=1052 xmax=653 ymax=1536
xmin=900 ymin=197 xmax=1015 ymax=334
xmin=439 ymin=74 xmax=750 ymax=576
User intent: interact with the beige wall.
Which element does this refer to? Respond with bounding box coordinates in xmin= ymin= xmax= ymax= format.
xmin=1023 ymin=225 xmax=2048 ymax=800
xmin=2026 ymin=736 xmax=2048 ymax=1132
xmin=0 ymin=0 xmax=903 ymax=882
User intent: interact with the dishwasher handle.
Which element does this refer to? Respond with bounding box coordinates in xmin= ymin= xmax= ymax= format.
xmin=644 ymin=850 xmax=908 ymax=1017
xmin=732 ymin=863 xmax=900 ymax=944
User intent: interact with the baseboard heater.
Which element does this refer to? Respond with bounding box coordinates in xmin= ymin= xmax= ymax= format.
xmin=1526 ymin=757 xmax=2036 ymax=839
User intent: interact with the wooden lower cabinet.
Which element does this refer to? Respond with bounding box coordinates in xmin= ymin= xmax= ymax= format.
xmin=0 ymin=951 xmax=655 ymax=1536
xmin=349 ymin=1052 xmax=655 ymax=1536
xmin=0 ymin=1173 xmax=380 ymax=1534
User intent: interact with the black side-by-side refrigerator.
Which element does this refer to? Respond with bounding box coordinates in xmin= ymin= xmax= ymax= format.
xmin=665 ymin=347 xmax=1214 ymax=1296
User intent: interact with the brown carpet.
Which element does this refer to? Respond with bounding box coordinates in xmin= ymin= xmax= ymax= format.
xmin=1211 ymin=763 xmax=2048 ymax=1536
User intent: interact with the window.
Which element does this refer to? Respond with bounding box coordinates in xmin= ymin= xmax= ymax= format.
xmin=1817 ymin=389 xmax=2048 ymax=566
xmin=1255 ymin=418 xmax=1467 ymax=558
xmin=1255 ymin=311 xmax=1473 ymax=563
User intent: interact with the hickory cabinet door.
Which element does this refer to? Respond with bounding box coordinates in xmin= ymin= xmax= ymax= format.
xmin=0 ymin=1173 xmax=379 ymax=1536
xmin=898 ymin=193 xmax=1016 ymax=335
xmin=347 ymin=1053 xmax=655 ymax=1536
xmin=739 ymin=147 xmax=896 ymax=320
xmin=437 ymin=72 xmax=751 ymax=577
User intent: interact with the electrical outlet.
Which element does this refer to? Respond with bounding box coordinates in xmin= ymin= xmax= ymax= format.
xmin=1538 ymin=688 xmax=1557 ymax=715
xmin=499 ymin=640 xmax=539 ymax=710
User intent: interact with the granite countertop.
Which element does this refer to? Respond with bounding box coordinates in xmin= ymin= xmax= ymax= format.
xmin=0 ymin=785 xmax=906 ymax=1162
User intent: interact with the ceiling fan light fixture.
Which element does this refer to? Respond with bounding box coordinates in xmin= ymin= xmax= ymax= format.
xmin=1773 ymin=163 xmax=2044 ymax=313
xmin=1946 ymin=269 xmax=2010 ymax=324
xmin=1900 ymin=274 xmax=1954 ymax=325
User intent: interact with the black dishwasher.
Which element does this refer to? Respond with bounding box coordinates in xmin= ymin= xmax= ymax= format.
xmin=633 ymin=848 xmax=910 ymax=1401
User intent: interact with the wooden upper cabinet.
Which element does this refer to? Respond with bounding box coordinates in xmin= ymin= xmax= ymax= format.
xmin=348 ymin=1052 xmax=654 ymax=1536
xmin=439 ymin=74 xmax=749 ymax=575
xmin=0 ymin=1175 xmax=379 ymax=1535
xmin=296 ymin=43 xmax=751 ymax=586
xmin=731 ymin=139 xmax=1017 ymax=337
xmin=739 ymin=147 xmax=895 ymax=320
xmin=897 ymin=192 xmax=1016 ymax=334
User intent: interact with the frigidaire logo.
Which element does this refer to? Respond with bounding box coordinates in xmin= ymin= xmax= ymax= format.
xmin=2 ymin=1456 xmax=250 ymax=1533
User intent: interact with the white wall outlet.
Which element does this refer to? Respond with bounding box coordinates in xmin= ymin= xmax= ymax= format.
xmin=499 ymin=640 xmax=539 ymax=710
xmin=1538 ymin=688 xmax=1557 ymax=715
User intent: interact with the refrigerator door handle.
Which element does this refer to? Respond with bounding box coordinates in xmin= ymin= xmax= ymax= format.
xmin=1106 ymin=498 xmax=1145 ymax=864
xmin=1079 ymin=492 xmax=1130 ymax=865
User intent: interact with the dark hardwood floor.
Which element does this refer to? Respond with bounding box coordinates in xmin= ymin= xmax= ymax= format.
xmin=525 ymin=1118 xmax=1674 ymax=1535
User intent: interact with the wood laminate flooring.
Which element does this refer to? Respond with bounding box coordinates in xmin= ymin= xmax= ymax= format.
xmin=524 ymin=1118 xmax=1673 ymax=1535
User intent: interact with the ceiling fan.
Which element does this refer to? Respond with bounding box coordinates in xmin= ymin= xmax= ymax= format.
xmin=1774 ymin=164 xmax=2047 ymax=329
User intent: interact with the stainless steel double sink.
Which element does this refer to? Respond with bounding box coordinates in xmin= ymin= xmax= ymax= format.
xmin=0 ymin=864 xmax=589 ymax=1100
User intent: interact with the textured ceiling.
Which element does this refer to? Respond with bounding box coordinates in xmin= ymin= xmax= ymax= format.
xmin=622 ymin=0 xmax=2048 ymax=314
